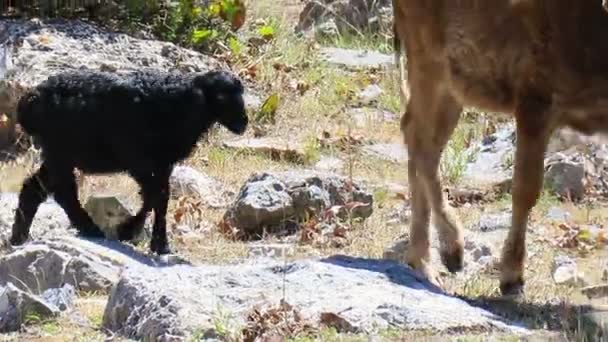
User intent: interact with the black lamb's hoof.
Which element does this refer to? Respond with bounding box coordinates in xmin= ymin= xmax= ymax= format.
xmin=76 ymin=225 xmax=106 ymax=239
xmin=150 ymin=238 xmax=172 ymax=255
xmin=116 ymin=220 xmax=142 ymax=242
xmin=9 ymin=230 xmax=28 ymax=246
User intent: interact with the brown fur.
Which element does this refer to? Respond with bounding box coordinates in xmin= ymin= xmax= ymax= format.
xmin=392 ymin=0 xmax=608 ymax=296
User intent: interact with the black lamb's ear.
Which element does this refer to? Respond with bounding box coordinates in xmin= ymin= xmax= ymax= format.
xmin=193 ymin=73 xmax=214 ymax=91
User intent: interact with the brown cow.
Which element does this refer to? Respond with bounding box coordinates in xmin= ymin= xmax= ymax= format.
xmin=392 ymin=0 xmax=608 ymax=296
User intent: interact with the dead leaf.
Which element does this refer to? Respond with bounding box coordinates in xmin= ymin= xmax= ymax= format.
xmin=333 ymin=224 xmax=348 ymax=238
xmin=296 ymin=81 xmax=310 ymax=95
xmin=320 ymin=312 xmax=357 ymax=333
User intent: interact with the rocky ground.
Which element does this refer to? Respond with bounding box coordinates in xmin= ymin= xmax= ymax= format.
xmin=1 ymin=0 xmax=608 ymax=341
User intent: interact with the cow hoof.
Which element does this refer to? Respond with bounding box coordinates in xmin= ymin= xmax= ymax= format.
xmin=440 ymin=247 xmax=464 ymax=273
xmin=500 ymin=278 xmax=525 ymax=298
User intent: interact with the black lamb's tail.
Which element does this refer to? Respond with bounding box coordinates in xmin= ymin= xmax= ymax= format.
xmin=16 ymin=91 xmax=42 ymax=136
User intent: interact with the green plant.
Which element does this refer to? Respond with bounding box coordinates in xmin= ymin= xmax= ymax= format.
xmin=302 ymin=136 xmax=321 ymax=165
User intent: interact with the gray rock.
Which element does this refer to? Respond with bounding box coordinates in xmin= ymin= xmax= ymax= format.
xmin=463 ymin=124 xmax=515 ymax=187
xmin=0 ymin=282 xmax=59 ymax=332
xmin=0 ymin=239 xmax=120 ymax=293
xmin=581 ymin=309 xmax=608 ymax=342
xmin=102 ymin=256 xmax=530 ymax=341
xmin=0 ymin=193 xmax=70 ymax=240
xmin=319 ymin=47 xmax=394 ymax=70
xmin=223 ymin=173 xmax=295 ymax=235
xmin=552 ymin=255 xmax=584 ymax=286
xmin=0 ymin=19 xmax=224 ymax=149
xmin=472 ymin=244 xmax=493 ymax=262
xmin=355 ymin=84 xmax=383 ymax=106
xmin=223 ymin=170 xmax=373 ymax=237
xmin=362 ymin=143 xmax=408 ymax=163
xmin=316 ymin=19 xmax=340 ymax=37
xmin=41 ymin=284 xmax=75 ymax=311
xmin=544 ymin=161 xmax=586 ymax=201
xmin=581 ymin=284 xmax=608 ymax=300
xmin=169 ymin=165 xmax=233 ymax=208
xmin=84 ymin=195 xmax=149 ymax=244
xmin=477 ymin=211 xmax=511 ymax=232
xmin=545 ymin=207 xmax=572 ymax=221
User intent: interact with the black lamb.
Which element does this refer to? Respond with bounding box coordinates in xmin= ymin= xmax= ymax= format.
xmin=9 ymin=69 xmax=248 ymax=254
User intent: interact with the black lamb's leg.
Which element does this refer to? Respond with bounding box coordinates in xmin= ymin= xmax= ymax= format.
xmin=48 ymin=162 xmax=105 ymax=239
xmin=10 ymin=164 xmax=51 ymax=245
xmin=149 ymin=166 xmax=173 ymax=255
xmin=116 ymin=171 xmax=154 ymax=242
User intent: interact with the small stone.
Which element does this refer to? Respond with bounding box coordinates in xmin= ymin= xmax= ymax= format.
xmin=472 ymin=244 xmax=493 ymax=262
xmin=544 ymin=162 xmax=586 ymax=201
xmin=477 ymin=212 xmax=511 ymax=232
xmin=462 ymin=124 xmax=515 ymax=186
xmin=316 ymin=20 xmax=340 ymax=37
xmin=552 ymin=255 xmax=583 ymax=286
xmin=545 ymin=207 xmax=572 ymax=221
xmin=247 ymin=244 xmax=295 ymax=259
xmin=169 ymin=165 xmax=232 ymax=208
xmin=355 ymin=84 xmax=383 ymax=106
xmin=41 ymin=284 xmax=75 ymax=311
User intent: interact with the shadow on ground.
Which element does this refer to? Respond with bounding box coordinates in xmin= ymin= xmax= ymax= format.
xmin=463 ymin=295 xmax=602 ymax=340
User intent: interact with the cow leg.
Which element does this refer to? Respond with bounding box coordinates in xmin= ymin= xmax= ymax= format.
xmin=500 ymin=94 xmax=552 ymax=296
xmin=403 ymin=124 xmax=434 ymax=284
xmin=402 ymin=70 xmax=464 ymax=286
xmin=414 ymin=97 xmax=464 ymax=273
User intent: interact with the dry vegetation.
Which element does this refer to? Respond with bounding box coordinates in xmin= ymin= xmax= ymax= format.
xmin=2 ymin=0 xmax=608 ymax=341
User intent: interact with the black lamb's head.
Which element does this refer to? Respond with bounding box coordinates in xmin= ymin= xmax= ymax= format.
xmin=194 ymin=70 xmax=248 ymax=135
